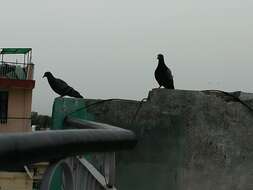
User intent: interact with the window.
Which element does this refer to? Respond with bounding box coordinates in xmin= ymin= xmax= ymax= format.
xmin=0 ymin=91 xmax=8 ymax=124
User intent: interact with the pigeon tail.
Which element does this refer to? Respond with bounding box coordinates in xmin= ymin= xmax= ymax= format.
xmin=67 ymin=89 xmax=83 ymax=98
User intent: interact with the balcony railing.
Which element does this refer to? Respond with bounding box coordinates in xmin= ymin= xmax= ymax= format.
xmin=0 ymin=61 xmax=34 ymax=80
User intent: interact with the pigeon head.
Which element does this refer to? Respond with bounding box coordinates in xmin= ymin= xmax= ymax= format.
xmin=43 ymin=71 xmax=52 ymax=78
xmin=157 ymin=54 xmax=164 ymax=60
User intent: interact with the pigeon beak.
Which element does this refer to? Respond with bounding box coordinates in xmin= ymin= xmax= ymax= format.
xmin=42 ymin=74 xmax=45 ymax=78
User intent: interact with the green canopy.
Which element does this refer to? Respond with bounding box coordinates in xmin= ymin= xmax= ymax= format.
xmin=0 ymin=48 xmax=32 ymax=54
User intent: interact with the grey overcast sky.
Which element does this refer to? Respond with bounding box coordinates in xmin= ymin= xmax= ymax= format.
xmin=1 ymin=0 xmax=253 ymax=115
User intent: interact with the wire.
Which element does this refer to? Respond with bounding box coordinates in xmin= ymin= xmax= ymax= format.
xmin=67 ymin=99 xmax=124 ymax=116
xmin=201 ymin=90 xmax=253 ymax=113
xmin=130 ymin=98 xmax=147 ymax=125
xmin=66 ymin=98 xmax=148 ymax=126
xmin=66 ymin=89 xmax=253 ymax=128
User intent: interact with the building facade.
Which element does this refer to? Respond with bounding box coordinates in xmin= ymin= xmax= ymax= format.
xmin=0 ymin=48 xmax=35 ymax=133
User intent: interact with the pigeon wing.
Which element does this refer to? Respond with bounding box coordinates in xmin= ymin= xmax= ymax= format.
xmin=50 ymin=78 xmax=72 ymax=96
xmin=162 ymin=67 xmax=174 ymax=89
xmin=54 ymin=78 xmax=83 ymax=98
xmin=165 ymin=67 xmax=173 ymax=80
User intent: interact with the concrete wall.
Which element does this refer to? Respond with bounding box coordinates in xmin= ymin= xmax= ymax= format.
xmin=85 ymin=88 xmax=253 ymax=190
xmin=0 ymin=88 xmax=32 ymax=133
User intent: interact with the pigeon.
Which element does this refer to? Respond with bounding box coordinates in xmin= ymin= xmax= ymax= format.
xmin=43 ymin=71 xmax=83 ymax=98
xmin=155 ymin=54 xmax=175 ymax=89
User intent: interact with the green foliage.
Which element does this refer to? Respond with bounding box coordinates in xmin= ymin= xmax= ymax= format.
xmin=31 ymin=112 xmax=52 ymax=130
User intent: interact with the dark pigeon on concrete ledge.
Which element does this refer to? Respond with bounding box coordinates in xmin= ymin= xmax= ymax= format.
xmin=43 ymin=71 xmax=83 ymax=98
xmin=155 ymin=54 xmax=175 ymax=89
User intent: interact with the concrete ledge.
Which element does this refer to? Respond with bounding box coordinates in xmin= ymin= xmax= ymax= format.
xmin=85 ymin=88 xmax=253 ymax=190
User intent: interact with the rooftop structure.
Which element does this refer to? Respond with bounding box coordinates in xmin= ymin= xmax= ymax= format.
xmin=0 ymin=48 xmax=34 ymax=81
xmin=0 ymin=48 xmax=35 ymax=132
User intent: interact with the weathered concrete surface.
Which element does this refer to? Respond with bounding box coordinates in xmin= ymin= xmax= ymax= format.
xmin=85 ymin=89 xmax=253 ymax=190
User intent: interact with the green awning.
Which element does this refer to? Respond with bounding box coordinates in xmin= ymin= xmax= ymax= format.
xmin=0 ymin=48 xmax=32 ymax=54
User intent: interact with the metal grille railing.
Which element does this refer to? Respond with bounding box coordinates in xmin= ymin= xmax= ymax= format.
xmin=0 ymin=61 xmax=34 ymax=80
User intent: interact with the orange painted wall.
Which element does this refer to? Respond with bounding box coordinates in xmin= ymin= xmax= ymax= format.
xmin=0 ymin=88 xmax=32 ymax=133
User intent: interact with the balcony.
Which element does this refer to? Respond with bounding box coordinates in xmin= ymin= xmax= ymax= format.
xmin=0 ymin=48 xmax=34 ymax=80
xmin=0 ymin=61 xmax=34 ymax=80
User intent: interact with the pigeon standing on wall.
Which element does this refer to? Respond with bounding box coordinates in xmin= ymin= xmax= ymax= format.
xmin=155 ymin=54 xmax=175 ymax=89
xmin=43 ymin=71 xmax=83 ymax=98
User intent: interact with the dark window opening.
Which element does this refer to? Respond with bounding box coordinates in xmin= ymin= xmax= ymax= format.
xmin=0 ymin=91 xmax=8 ymax=124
